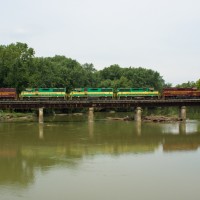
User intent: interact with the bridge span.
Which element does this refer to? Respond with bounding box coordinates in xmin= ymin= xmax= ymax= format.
xmin=0 ymin=99 xmax=200 ymax=109
xmin=0 ymin=99 xmax=200 ymax=123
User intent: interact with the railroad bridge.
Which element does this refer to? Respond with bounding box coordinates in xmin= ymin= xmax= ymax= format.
xmin=1 ymin=99 xmax=200 ymax=123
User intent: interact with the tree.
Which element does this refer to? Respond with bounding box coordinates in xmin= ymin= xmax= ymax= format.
xmin=0 ymin=42 xmax=34 ymax=92
xmin=99 ymin=64 xmax=122 ymax=80
xmin=176 ymin=81 xmax=196 ymax=88
xmin=122 ymin=67 xmax=164 ymax=90
xmin=82 ymin=63 xmax=99 ymax=87
xmin=0 ymin=42 xmax=167 ymax=93
xmin=196 ymin=79 xmax=200 ymax=89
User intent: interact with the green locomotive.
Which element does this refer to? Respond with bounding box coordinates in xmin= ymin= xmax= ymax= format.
xmin=70 ymin=88 xmax=114 ymax=100
xmin=116 ymin=88 xmax=159 ymax=99
xmin=19 ymin=87 xmax=159 ymax=100
xmin=20 ymin=88 xmax=67 ymax=100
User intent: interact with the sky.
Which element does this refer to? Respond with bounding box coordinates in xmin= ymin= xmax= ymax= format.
xmin=0 ymin=0 xmax=200 ymax=85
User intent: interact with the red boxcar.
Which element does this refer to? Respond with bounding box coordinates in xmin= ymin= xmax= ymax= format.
xmin=162 ymin=88 xmax=200 ymax=99
xmin=0 ymin=88 xmax=17 ymax=100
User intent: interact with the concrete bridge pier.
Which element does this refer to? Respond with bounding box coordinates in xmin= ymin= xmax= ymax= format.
xmin=134 ymin=107 xmax=142 ymax=122
xmin=179 ymin=106 xmax=186 ymax=120
xmin=39 ymin=107 xmax=44 ymax=123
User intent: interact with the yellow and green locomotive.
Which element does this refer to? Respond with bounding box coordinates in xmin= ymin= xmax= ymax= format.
xmin=19 ymin=87 xmax=159 ymax=100
xmin=20 ymin=88 xmax=67 ymax=100
xmin=116 ymin=88 xmax=159 ymax=99
xmin=70 ymin=88 xmax=114 ymax=100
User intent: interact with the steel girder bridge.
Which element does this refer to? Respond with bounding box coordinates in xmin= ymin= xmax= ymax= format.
xmin=0 ymin=99 xmax=200 ymax=109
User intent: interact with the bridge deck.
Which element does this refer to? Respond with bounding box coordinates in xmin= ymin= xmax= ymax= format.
xmin=0 ymin=99 xmax=200 ymax=109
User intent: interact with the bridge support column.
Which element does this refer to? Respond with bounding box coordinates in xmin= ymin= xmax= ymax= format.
xmin=179 ymin=106 xmax=186 ymax=120
xmin=39 ymin=107 xmax=44 ymax=123
xmin=134 ymin=107 xmax=142 ymax=122
xmin=89 ymin=107 xmax=94 ymax=112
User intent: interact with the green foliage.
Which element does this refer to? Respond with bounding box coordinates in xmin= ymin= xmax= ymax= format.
xmin=99 ymin=64 xmax=122 ymax=80
xmin=99 ymin=65 xmax=164 ymax=91
xmin=163 ymin=82 xmax=172 ymax=88
xmin=176 ymin=81 xmax=196 ymax=88
xmin=196 ymin=79 xmax=200 ymax=89
xmin=0 ymin=42 xmax=169 ymax=92
xmin=0 ymin=42 xmax=34 ymax=92
xmin=99 ymin=76 xmax=132 ymax=90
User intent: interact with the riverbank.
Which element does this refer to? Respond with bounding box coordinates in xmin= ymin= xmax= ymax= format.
xmin=107 ymin=115 xmax=183 ymax=122
xmin=142 ymin=115 xmax=183 ymax=122
xmin=0 ymin=112 xmax=36 ymax=122
xmin=0 ymin=111 xmax=184 ymax=123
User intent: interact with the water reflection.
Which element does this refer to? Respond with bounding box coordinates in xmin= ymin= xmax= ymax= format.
xmin=39 ymin=123 xmax=44 ymax=139
xmin=135 ymin=121 xmax=141 ymax=136
xmin=0 ymin=118 xmax=200 ymax=188
xmin=162 ymin=121 xmax=198 ymax=135
xmin=88 ymin=109 xmax=94 ymax=123
xmin=179 ymin=122 xmax=186 ymax=134
xmin=88 ymin=109 xmax=94 ymax=138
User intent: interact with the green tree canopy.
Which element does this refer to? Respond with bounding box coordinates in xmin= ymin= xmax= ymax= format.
xmin=0 ymin=42 xmax=168 ymax=92
xmin=196 ymin=79 xmax=200 ymax=89
xmin=176 ymin=81 xmax=196 ymax=88
xmin=0 ymin=42 xmax=34 ymax=92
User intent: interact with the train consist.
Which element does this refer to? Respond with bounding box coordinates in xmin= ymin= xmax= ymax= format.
xmin=0 ymin=87 xmax=200 ymax=100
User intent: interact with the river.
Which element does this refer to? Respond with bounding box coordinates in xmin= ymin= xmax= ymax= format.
xmin=0 ymin=112 xmax=200 ymax=200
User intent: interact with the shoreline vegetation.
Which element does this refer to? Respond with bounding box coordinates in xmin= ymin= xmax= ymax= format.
xmin=107 ymin=115 xmax=182 ymax=122
xmin=0 ymin=112 xmax=36 ymax=122
xmin=0 ymin=110 xmax=183 ymax=123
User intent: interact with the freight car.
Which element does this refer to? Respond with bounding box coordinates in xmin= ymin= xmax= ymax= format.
xmin=20 ymin=88 xmax=67 ymax=100
xmin=2 ymin=87 xmax=200 ymax=101
xmin=116 ymin=88 xmax=159 ymax=99
xmin=162 ymin=88 xmax=200 ymax=99
xmin=69 ymin=88 xmax=114 ymax=100
xmin=0 ymin=88 xmax=17 ymax=100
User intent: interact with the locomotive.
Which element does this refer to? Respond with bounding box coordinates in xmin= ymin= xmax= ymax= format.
xmin=116 ymin=88 xmax=159 ymax=99
xmin=70 ymin=88 xmax=114 ymax=100
xmin=20 ymin=88 xmax=66 ymax=100
xmin=0 ymin=87 xmax=200 ymax=100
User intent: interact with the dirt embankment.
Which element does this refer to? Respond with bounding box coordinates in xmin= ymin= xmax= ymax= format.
xmin=0 ymin=113 xmax=35 ymax=121
xmin=142 ymin=115 xmax=183 ymax=122
xmin=106 ymin=116 xmax=134 ymax=121
xmin=107 ymin=115 xmax=182 ymax=122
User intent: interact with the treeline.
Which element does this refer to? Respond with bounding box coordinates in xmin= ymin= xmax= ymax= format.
xmin=0 ymin=42 xmax=199 ymax=92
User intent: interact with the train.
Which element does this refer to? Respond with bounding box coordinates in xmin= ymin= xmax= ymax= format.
xmin=0 ymin=87 xmax=200 ymax=101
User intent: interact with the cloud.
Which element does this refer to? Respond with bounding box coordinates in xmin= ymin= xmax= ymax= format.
xmin=0 ymin=0 xmax=200 ymax=85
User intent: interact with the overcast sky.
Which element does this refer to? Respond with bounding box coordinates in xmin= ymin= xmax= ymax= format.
xmin=1 ymin=0 xmax=200 ymax=85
